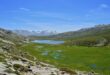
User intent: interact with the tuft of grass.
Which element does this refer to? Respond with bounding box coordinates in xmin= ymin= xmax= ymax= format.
xmin=0 ymin=53 xmax=5 ymax=62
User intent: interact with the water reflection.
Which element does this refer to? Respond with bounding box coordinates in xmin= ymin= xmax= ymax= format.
xmin=32 ymin=40 xmax=64 ymax=45
xmin=41 ymin=50 xmax=63 ymax=60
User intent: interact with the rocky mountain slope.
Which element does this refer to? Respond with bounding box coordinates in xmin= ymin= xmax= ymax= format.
xmin=51 ymin=24 xmax=110 ymax=38
xmin=45 ymin=24 xmax=110 ymax=46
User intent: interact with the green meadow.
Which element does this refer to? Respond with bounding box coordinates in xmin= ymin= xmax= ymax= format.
xmin=20 ymin=43 xmax=110 ymax=75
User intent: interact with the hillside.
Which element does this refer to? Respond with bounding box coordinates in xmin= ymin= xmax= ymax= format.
xmin=44 ymin=24 xmax=110 ymax=46
xmin=49 ymin=24 xmax=110 ymax=39
xmin=0 ymin=28 xmax=25 ymax=44
xmin=0 ymin=28 xmax=94 ymax=75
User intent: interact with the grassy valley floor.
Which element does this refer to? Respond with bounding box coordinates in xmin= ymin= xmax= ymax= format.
xmin=20 ymin=43 xmax=110 ymax=75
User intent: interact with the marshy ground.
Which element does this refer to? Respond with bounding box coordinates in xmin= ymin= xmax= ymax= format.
xmin=20 ymin=43 xmax=110 ymax=75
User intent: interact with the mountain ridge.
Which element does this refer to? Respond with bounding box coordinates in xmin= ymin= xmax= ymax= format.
xmin=12 ymin=30 xmax=57 ymax=36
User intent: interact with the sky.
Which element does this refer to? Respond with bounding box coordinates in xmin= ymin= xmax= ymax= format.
xmin=0 ymin=0 xmax=110 ymax=32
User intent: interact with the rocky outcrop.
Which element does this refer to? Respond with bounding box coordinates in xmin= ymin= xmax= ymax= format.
xmin=0 ymin=46 xmax=99 ymax=75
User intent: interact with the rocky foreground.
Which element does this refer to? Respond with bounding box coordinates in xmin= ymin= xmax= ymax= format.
xmin=0 ymin=46 xmax=100 ymax=75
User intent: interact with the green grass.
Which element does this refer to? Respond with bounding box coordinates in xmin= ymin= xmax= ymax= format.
xmin=0 ymin=53 xmax=5 ymax=62
xmin=20 ymin=43 xmax=110 ymax=75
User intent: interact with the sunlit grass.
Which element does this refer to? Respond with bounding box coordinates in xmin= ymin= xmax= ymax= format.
xmin=20 ymin=43 xmax=110 ymax=74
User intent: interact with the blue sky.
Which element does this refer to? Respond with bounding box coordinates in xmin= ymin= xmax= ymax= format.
xmin=0 ymin=0 xmax=110 ymax=32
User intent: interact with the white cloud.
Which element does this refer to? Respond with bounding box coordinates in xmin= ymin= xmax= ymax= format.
xmin=85 ymin=4 xmax=109 ymax=18
xmin=19 ymin=8 xmax=30 ymax=11
xmin=100 ymin=4 xmax=109 ymax=8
